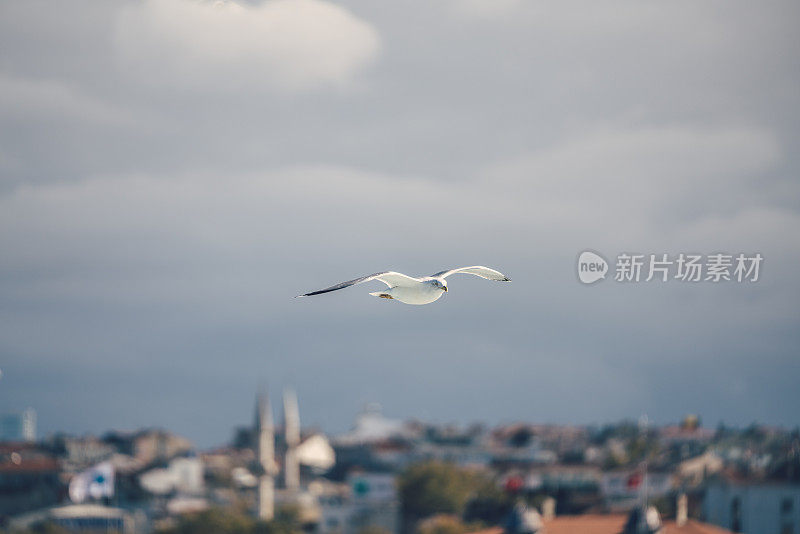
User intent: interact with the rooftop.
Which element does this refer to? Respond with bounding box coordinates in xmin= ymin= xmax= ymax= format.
xmin=469 ymin=516 xmax=733 ymax=534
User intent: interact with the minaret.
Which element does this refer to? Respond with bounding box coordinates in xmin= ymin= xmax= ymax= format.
xmin=255 ymin=391 xmax=275 ymax=520
xmin=283 ymin=388 xmax=300 ymax=491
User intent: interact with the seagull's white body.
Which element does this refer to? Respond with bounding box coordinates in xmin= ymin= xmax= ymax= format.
xmin=370 ymin=278 xmax=447 ymax=305
xmin=297 ymin=266 xmax=511 ymax=305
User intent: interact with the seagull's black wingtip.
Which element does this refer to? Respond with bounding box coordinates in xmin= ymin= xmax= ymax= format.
xmin=502 ymin=276 xmax=512 ymax=281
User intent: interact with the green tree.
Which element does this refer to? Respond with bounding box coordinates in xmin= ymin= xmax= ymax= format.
xmin=253 ymin=506 xmax=304 ymax=534
xmin=158 ymin=508 xmax=254 ymax=534
xmin=157 ymin=506 xmax=303 ymax=534
xmin=398 ymin=461 xmax=510 ymax=527
xmin=417 ymin=515 xmax=469 ymax=534
xmin=399 ymin=462 xmax=479 ymax=520
xmin=463 ymin=476 xmax=513 ymax=525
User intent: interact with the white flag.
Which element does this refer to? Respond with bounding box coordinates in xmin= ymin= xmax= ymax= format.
xmin=69 ymin=461 xmax=115 ymax=503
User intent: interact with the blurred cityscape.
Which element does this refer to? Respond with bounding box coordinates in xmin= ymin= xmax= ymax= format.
xmin=1 ymin=392 xmax=799 ymax=534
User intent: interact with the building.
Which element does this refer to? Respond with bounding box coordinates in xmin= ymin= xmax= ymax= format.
xmin=504 ymin=465 xmax=603 ymax=514
xmin=677 ymin=452 xmax=724 ymax=487
xmin=139 ymin=454 xmax=205 ymax=495
xmin=284 ymin=388 xmax=301 ymax=491
xmin=243 ymin=388 xmax=335 ymax=523
xmin=317 ymin=473 xmax=399 ymax=534
xmin=57 ymin=435 xmax=116 ymax=470
xmin=0 ymin=408 xmax=36 ymax=442
xmin=101 ymin=428 xmax=192 ymax=464
xmin=601 ymin=470 xmax=673 ymax=512
xmin=256 ymin=391 xmax=276 ymax=520
xmin=9 ymin=503 xmax=140 ymax=533
xmin=704 ymin=480 xmax=800 ymax=534
xmin=336 ymin=404 xmax=409 ymax=445
xmin=295 ymin=433 xmax=336 ymax=474
xmin=0 ymin=443 xmax=61 ymax=518
xmin=468 ymin=514 xmax=733 ymax=534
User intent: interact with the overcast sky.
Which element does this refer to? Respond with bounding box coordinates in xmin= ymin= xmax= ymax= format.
xmin=1 ymin=0 xmax=798 ymax=447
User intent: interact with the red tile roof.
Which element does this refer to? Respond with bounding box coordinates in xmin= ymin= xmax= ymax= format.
xmin=468 ymin=515 xmax=733 ymax=534
xmin=0 ymin=457 xmax=59 ymax=473
xmin=546 ymin=515 xmax=624 ymax=534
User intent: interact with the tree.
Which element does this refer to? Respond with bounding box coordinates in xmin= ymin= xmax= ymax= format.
xmin=158 ymin=508 xmax=255 ymax=534
xmin=253 ymin=506 xmax=304 ymax=534
xmin=399 ymin=462 xmax=479 ymax=520
xmin=23 ymin=522 xmax=71 ymax=534
xmin=398 ymin=461 xmax=511 ymax=527
xmin=417 ymin=515 xmax=469 ymax=534
xmin=463 ymin=477 xmax=513 ymax=525
xmin=157 ymin=506 xmax=303 ymax=534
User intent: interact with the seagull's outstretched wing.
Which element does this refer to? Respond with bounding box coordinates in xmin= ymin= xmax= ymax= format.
xmin=297 ymin=272 xmax=420 ymax=297
xmin=430 ymin=266 xmax=511 ymax=281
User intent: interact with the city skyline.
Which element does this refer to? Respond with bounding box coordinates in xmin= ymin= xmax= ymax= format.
xmin=3 ymin=395 xmax=798 ymax=451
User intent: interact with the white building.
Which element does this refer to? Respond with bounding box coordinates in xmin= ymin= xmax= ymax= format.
xmin=296 ymin=433 xmax=336 ymax=472
xmin=336 ymin=404 xmax=408 ymax=445
xmin=139 ymin=455 xmax=205 ymax=495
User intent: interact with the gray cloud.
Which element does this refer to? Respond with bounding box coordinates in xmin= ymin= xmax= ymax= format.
xmin=0 ymin=0 xmax=798 ymax=446
xmin=115 ymin=0 xmax=380 ymax=91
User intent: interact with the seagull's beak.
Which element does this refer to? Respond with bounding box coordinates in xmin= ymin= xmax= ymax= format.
xmin=442 ymin=286 xmax=448 ymax=292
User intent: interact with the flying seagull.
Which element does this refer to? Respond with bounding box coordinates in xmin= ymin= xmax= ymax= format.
xmin=296 ymin=266 xmax=511 ymax=305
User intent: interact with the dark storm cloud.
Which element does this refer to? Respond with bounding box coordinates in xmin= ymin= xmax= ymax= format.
xmin=0 ymin=0 xmax=798 ymax=446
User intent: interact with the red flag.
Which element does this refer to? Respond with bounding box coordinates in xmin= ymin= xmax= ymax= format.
xmin=626 ymin=472 xmax=642 ymax=489
xmin=505 ymin=475 xmax=524 ymax=493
